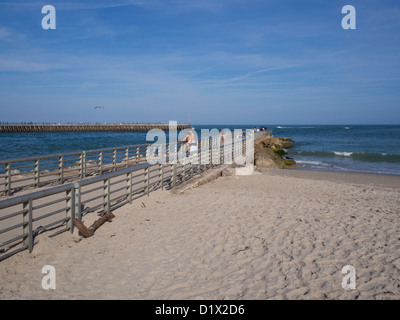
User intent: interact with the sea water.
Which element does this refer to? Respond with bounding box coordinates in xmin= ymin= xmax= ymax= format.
xmin=272 ymin=125 xmax=400 ymax=176
xmin=1 ymin=125 xmax=399 ymax=175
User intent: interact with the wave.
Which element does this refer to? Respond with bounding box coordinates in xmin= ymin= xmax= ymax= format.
xmin=333 ymin=152 xmax=353 ymax=157
xmin=290 ymin=150 xmax=400 ymax=163
xmin=295 ymin=160 xmax=330 ymax=166
xmin=295 ymin=159 xmax=353 ymax=171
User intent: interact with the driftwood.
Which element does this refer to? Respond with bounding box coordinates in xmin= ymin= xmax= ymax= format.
xmin=74 ymin=212 xmax=115 ymax=238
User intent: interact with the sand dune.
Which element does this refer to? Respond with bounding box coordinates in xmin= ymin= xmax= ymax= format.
xmin=0 ymin=168 xmax=399 ymax=300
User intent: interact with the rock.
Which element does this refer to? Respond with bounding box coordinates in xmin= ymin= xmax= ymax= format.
xmin=254 ymin=135 xmax=296 ymax=169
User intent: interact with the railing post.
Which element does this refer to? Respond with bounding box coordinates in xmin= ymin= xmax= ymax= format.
xmin=225 ymin=138 xmax=229 ymax=165
xmin=216 ymin=137 xmax=219 ymax=165
xmin=146 ymin=145 xmax=150 ymax=164
xmin=174 ymin=143 xmax=177 ymax=160
xmin=218 ymin=136 xmax=224 ymax=164
xmin=34 ymin=159 xmax=40 ymax=188
xmin=103 ymin=178 xmax=110 ymax=213
xmin=172 ymin=163 xmax=176 ymax=189
xmin=74 ymin=182 xmax=82 ymax=221
xmin=136 ymin=146 xmax=140 ymax=165
xmin=199 ymin=139 xmax=203 ymax=170
xmin=83 ymin=151 xmax=86 ymax=177
xmin=113 ymin=149 xmax=117 ymax=171
xmin=236 ymin=137 xmax=239 ymax=159
xmin=211 ymin=137 xmax=214 ymax=168
xmin=221 ymin=136 xmax=224 ymax=165
xmin=212 ymin=137 xmax=217 ymax=167
xmin=214 ymin=137 xmax=217 ymax=167
xmin=125 ymin=148 xmax=129 ymax=168
xmin=198 ymin=140 xmax=201 ymax=174
xmin=66 ymin=188 xmax=75 ymax=233
xmin=159 ymin=163 xmax=163 ymax=190
xmin=234 ymin=137 xmax=238 ymax=160
xmin=22 ymin=200 xmax=33 ymax=253
xmin=243 ymin=135 xmax=247 ymax=157
xmin=144 ymin=166 xmax=149 ymax=196
xmin=231 ymin=136 xmax=234 ymax=163
xmin=126 ymin=172 xmax=132 ymax=204
xmin=209 ymin=138 xmax=212 ymax=169
xmin=207 ymin=138 xmax=211 ymax=169
xmin=80 ymin=151 xmax=86 ymax=178
xmin=205 ymin=138 xmax=209 ymax=169
xmin=99 ymin=151 xmax=103 ymax=175
xmin=58 ymin=156 xmax=64 ymax=184
xmin=5 ymin=162 xmax=11 ymax=196
xmin=147 ymin=166 xmax=150 ymax=196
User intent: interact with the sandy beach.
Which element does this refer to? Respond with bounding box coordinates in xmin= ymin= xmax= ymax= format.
xmin=0 ymin=168 xmax=399 ymax=300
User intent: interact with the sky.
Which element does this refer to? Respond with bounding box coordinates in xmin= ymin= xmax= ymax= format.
xmin=0 ymin=0 xmax=399 ymax=125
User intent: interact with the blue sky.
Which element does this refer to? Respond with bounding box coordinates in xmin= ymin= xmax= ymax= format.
xmin=0 ymin=0 xmax=399 ymax=125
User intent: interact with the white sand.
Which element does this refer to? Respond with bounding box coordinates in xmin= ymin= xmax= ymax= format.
xmin=0 ymin=168 xmax=399 ymax=300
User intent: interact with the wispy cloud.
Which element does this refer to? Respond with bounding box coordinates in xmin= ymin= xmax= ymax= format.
xmin=201 ymin=64 xmax=301 ymax=86
xmin=0 ymin=0 xmax=143 ymax=10
xmin=0 ymin=55 xmax=65 ymax=72
xmin=0 ymin=26 xmax=25 ymax=42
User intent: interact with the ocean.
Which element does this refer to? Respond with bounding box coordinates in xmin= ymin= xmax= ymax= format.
xmin=273 ymin=125 xmax=400 ymax=176
xmin=1 ymin=125 xmax=400 ymax=175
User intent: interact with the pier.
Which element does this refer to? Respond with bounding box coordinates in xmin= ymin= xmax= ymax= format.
xmin=0 ymin=122 xmax=191 ymax=133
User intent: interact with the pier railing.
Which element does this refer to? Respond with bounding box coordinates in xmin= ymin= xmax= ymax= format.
xmin=0 ymin=131 xmax=270 ymax=261
xmin=0 ymin=130 xmax=271 ymax=197
xmin=0 ymin=132 xmax=267 ymax=261
xmin=0 ymin=142 xmax=185 ymax=197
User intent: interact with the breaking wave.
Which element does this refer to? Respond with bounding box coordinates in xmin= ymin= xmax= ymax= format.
xmin=290 ymin=150 xmax=400 ymax=163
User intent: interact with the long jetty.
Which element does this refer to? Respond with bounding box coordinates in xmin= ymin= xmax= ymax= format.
xmin=0 ymin=123 xmax=190 ymax=133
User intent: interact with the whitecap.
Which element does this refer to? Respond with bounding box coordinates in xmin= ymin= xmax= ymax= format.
xmin=295 ymin=160 xmax=326 ymax=166
xmin=334 ymin=151 xmax=353 ymax=157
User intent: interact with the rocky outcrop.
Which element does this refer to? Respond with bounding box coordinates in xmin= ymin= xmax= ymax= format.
xmin=254 ymin=135 xmax=296 ymax=169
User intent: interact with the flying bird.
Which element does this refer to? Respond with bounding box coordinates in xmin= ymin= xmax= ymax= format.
xmin=94 ymin=106 xmax=104 ymax=109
